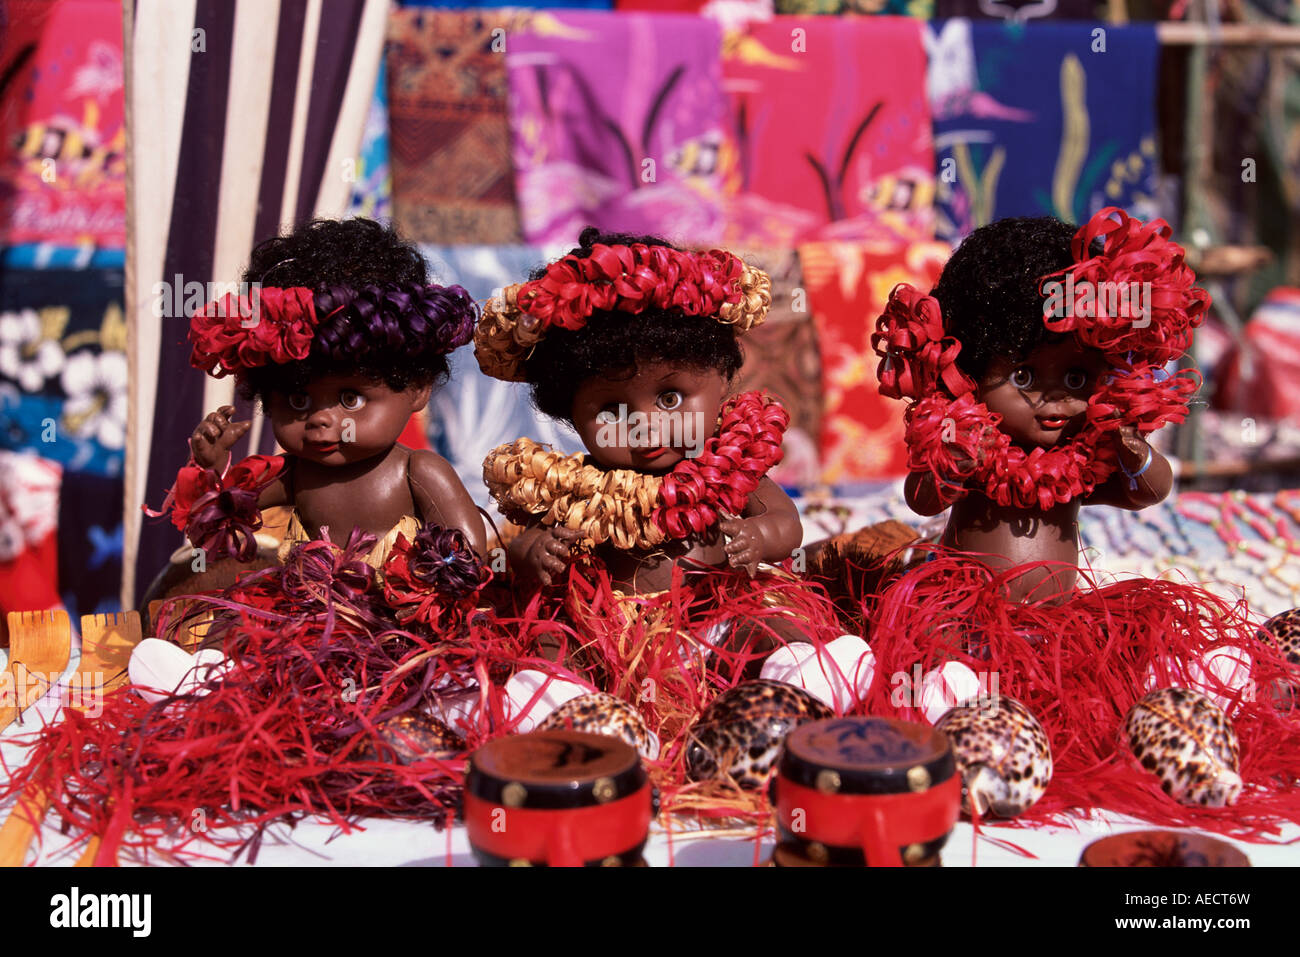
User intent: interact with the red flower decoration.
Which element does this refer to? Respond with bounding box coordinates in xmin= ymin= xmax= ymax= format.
xmin=514 ymin=244 xmax=745 ymax=332
xmin=189 ymin=287 xmax=317 ymax=377
xmin=651 ymin=392 xmax=789 ymax=540
xmin=382 ymin=525 xmax=489 ymax=628
xmin=1041 ymin=207 xmax=1210 ymax=366
xmin=872 ymin=284 xmax=974 ymax=401
xmin=148 ymin=455 xmax=285 ymax=562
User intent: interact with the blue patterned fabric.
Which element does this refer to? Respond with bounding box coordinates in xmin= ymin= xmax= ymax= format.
xmin=928 ymin=20 xmax=1159 ymax=242
xmin=0 ymin=265 xmax=125 ymax=613
xmin=421 ymin=245 xmax=584 ymax=513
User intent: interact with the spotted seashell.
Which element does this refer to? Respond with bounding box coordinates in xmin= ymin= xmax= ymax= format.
xmin=685 ymin=680 xmax=833 ymax=790
xmin=536 ymin=692 xmax=660 ymax=760
xmin=934 ymin=696 xmax=1052 ymax=818
xmin=354 ymin=713 xmax=466 ymax=765
xmin=1124 ymin=688 xmax=1241 ymax=807
xmin=1259 ymin=608 xmax=1300 ymax=668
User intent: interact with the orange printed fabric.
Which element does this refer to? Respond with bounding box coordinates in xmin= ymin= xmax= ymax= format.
xmin=801 ymin=240 xmax=950 ymax=483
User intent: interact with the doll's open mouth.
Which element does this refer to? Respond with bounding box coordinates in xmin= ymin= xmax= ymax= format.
xmin=307 ymin=441 xmax=339 ymax=454
xmin=1036 ymin=416 xmax=1069 ymax=431
xmin=641 ymin=447 xmax=670 ymax=460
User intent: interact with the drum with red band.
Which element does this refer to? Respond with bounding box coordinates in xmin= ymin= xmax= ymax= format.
xmin=464 ymin=730 xmax=654 ymax=867
xmin=772 ymin=717 xmax=962 ymax=867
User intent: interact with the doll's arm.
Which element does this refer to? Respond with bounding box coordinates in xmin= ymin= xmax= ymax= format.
xmin=904 ymin=470 xmax=957 ymax=516
xmin=1083 ymin=426 xmax=1173 ymax=510
xmin=407 ymin=450 xmax=488 ymax=557
xmin=719 ymin=476 xmax=803 ymax=574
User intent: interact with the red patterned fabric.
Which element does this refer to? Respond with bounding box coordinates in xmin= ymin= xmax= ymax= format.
xmin=0 ymin=452 xmax=62 ymax=613
xmin=722 ymin=16 xmax=934 ymax=247
xmin=801 ymin=239 xmax=950 ymax=481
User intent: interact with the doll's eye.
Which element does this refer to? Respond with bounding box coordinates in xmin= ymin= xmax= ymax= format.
xmin=657 ymin=390 xmax=684 ymax=411
xmin=1064 ymin=369 xmax=1089 ymax=390
xmin=287 ymin=392 xmax=311 ymax=412
xmin=596 ymin=405 xmax=624 ymax=425
xmin=1009 ymin=368 xmax=1034 ymax=389
xmin=340 ymin=390 xmax=366 ymax=412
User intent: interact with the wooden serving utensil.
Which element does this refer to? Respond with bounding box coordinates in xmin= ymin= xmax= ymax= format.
xmin=0 ymin=611 xmax=143 ymax=867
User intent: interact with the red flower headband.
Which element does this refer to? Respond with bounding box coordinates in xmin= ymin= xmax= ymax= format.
xmin=474 ymin=243 xmax=772 ymax=382
xmin=190 ymin=287 xmax=317 ymax=378
xmin=189 ymin=282 xmax=479 ymax=378
xmin=872 ymin=208 xmax=1206 ymax=509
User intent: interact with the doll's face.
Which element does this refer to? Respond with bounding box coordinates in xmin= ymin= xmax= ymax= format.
xmin=570 ymin=362 xmax=728 ymax=473
xmin=267 ymin=374 xmax=430 ymax=465
xmin=977 ymin=338 xmax=1107 ymax=449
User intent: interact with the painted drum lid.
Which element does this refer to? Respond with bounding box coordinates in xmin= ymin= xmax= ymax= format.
xmin=1080 ymin=831 xmax=1250 ymax=867
xmin=467 ymin=730 xmax=646 ymax=810
xmin=779 ymin=717 xmax=955 ymax=795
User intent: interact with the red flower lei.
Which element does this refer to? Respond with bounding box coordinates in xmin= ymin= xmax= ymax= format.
xmin=872 ymin=208 xmax=1204 ymax=509
xmin=653 ymin=391 xmax=790 ymax=540
xmin=515 ymin=243 xmax=746 ymax=333
xmin=190 ymin=287 xmax=317 ymax=377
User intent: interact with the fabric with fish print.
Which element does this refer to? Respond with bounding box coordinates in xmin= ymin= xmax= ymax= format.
xmin=0 ymin=0 xmax=125 ymax=246
xmin=721 ymin=16 xmax=933 ymax=247
xmin=800 ymin=238 xmax=949 ymax=482
xmin=506 ymin=11 xmax=726 ymax=245
xmin=928 ymin=20 xmax=1159 ymax=243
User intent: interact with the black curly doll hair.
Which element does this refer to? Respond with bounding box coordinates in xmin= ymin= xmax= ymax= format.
xmin=525 ymin=228 xmax=745 ymax=423
xmin=234 ymin=218 xmax=475 ymax=405
xmin=932 ymin=216 xmax=1101 ymax=383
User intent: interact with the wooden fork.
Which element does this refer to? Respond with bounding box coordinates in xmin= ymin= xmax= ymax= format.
xmin=0 ymin=611 xmax=143 ymax=867
xmin=0 ymin=610 xmax=72 ymax=733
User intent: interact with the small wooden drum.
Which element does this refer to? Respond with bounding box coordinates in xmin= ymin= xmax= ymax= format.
xmin=1080 ymin=831 xmax=1250 ymax=867
xmin=464 ymin=730 xmax=654 ymax=867
xmin=772 ymin=716 xmax=961 ymax=867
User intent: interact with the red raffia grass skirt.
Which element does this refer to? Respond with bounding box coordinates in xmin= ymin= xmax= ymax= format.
xmin=863 ymin=547 xmax=1300 ymax=841
xmin=5 ymin=545 xmax=1300 ymax=862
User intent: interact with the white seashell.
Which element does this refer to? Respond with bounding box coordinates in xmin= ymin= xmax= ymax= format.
xmin=1142 ymin=644 xmax=1254 ymax=713
xmin=918 ymin=660 xmax=983 ymax=725
xmin=128 ymin=638 xmax=229 ymax=704
xmin=503 ymin=669 xmax=593 ymax=733
xmin=759 ymin=635 xmax=874 ymax=711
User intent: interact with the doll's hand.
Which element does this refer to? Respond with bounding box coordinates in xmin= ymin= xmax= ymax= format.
xmin=719 ymin=515 xmax=764 ymax=578
xmin=1114 ymin=424 xmax=1149 ymax=461
xmin=525 ymin=526 xmax=582 ymax=588
xmin=948 ymin=424 xmax=1001 ymax=478
xmin=191 ymin=405 xmax=252 ymax=471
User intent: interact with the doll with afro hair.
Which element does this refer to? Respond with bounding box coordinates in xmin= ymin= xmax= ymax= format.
xmin=478 ymin=227 xmax=802 ymax=597
xmin=187 ymin=217 xmax=487 ymax=564
xmin=893 ymin=215 xmax=1176 ymax=602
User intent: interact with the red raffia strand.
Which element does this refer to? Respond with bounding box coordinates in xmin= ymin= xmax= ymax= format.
xmin=0 ymin=529 xmax=538 ymax=864
xmin=515 ymin=243 xmax=744 ymax=332
xmin=862 ymin=545 xmax=1300 ymax=842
